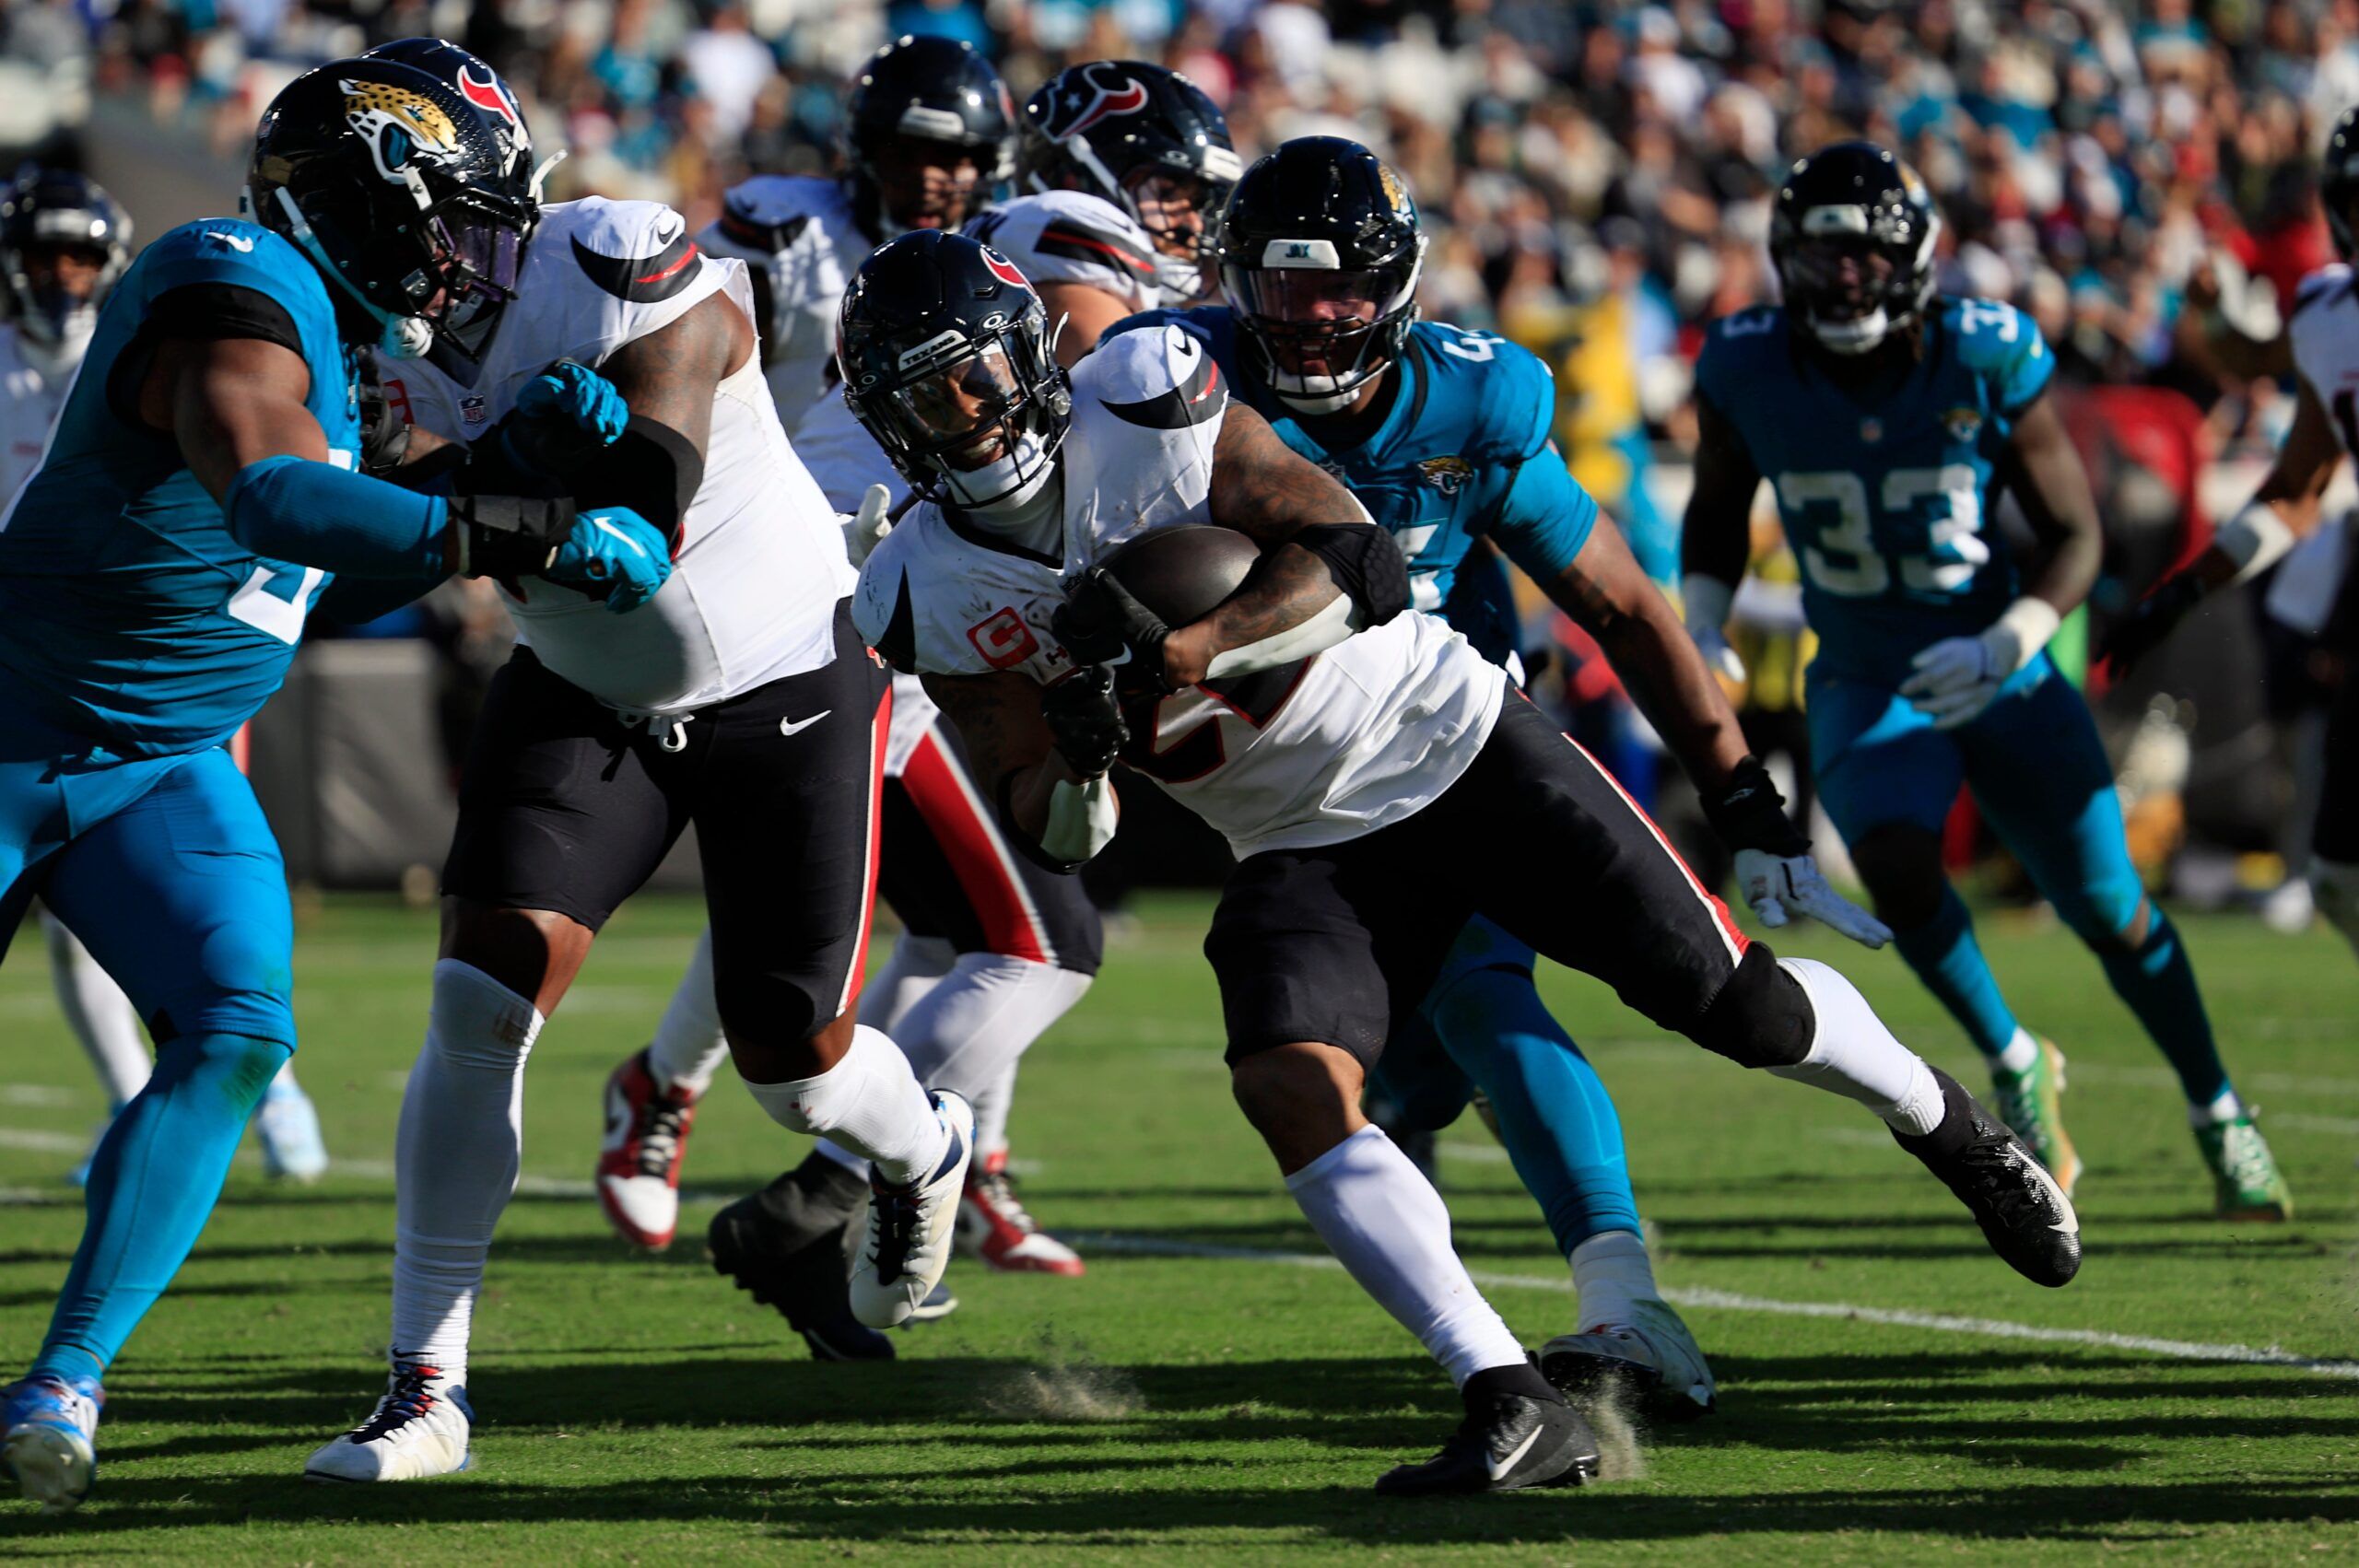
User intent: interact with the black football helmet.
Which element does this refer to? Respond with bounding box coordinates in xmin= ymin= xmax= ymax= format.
xmin=0 ymin=167 xmax=131 ymax=361
xmin=1019 ymin=61 xmax=1240 ymax=298
xmin=1215 ymin=136 xmax=1426 ymax=413
xmin=1768 ymin=141 xmax=1941 ymax=357
xmin=2324 ymin=106 xmax=2359 ymax=262
xmin=843 ymin=35 xmax=1014 ymax=237
xmin=838 ymin=230 xmax=1069 ymax=512
xmin=247 ymin=52 xmax=538 ymax=359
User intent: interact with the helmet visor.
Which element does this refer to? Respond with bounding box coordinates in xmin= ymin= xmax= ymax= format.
xmin=881 ymin=343 xmax=1028 ymax=467
xmin=1226 ymin=264 xmax=1414 ymax=378
xmin=438 ymin=205 xmax=525 ymax=301
xmin=1783 ymin=234 xmax=1895 ymax=324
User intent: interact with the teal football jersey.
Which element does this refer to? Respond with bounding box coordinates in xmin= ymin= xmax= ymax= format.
xmin=1694 ymin=296 xmax=2052 ymax=683
xmin=0 ymin=219 xmax=361 ymax=756
xmin=1117 ymin=310 xmax=1597 ymax=663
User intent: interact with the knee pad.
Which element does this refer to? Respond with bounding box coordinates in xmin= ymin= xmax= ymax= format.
xmin=1689 ymin=945 xmax=1814 ymax=1069
xmin=430 ymin=958 xmax=544 ymax=1069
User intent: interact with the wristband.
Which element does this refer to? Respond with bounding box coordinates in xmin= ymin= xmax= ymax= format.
xmin=450 ymin=493 xmax=576 ymax=579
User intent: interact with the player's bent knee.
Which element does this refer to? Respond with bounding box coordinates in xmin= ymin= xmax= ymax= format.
xmin=1846 ymin=825 xmax=1948 ymax=931
xmin=440 ymin=899 xmax=593 ymax=1014
xmin=1231 ymin=1041 xmax=1367 ymax=1169
xmin=429 ymin=958 xmax=545 ymax=1068
xmin=1689 ymin=945 xmax=1814 ymax=1070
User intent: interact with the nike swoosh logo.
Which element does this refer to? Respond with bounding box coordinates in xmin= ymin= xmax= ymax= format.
xmin=1489 ymin=1423 xmax=1543 ymax=1480
xmin=779 ymin=710 xmax=832 ymax=737
xmin=205 ymin=231 xmax=256 ymax=252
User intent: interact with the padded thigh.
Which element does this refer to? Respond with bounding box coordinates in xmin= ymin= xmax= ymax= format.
xmin=1807 ymin=670 xmax=1967 ymax=842
xmin=1956 ymin=668 xmax=2143 ymax=938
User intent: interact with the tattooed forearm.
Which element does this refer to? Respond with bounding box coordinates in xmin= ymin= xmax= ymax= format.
xmin=595 ymin=288 xmax=752 ymax=461
xmin=1206 ymin=400 xmax=1367 ymax=546
xmin=921 ymin=669 xmax=1067 ymax=838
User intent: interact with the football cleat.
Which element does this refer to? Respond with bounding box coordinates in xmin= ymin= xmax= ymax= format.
xmin=2 ymin=1375 xmax=101 ymax=1514
xmin=850 ymin=1092 xmax=973 ymax=1328
xmin=1374 ymin=1367 xmax=1600 ymax=1497
xmin=1989 ymin=1036 xmax=2081 ymax=1197
xmin=707 ymin=1162 xmax=891 ymax=1361
xmin=304 ymin=1356 xmax=473 ymax=1482
xmin=1895 ymin=1067 xmax=2080 ymax=1287
xmin=2197 ymin=1112 xmax=2294 ymax=1222
xmin=958 ymin=1151 xmax=1085 ymax=1276
xmin=1540 ymin=1297 xmax=1717 ymax=1418
xmin=254 ymin=1074 xmax=330 ymax=1183
xmin=906 ymin=1280 xmax=960 ymax=1325
xmin=596 ymin=1047 xmax=700 ymax=1249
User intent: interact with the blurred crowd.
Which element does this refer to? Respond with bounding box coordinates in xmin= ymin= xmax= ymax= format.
xmin=12 ymin=0 xmax=2359 ymax=462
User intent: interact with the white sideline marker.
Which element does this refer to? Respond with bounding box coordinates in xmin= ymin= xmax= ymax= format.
xmin=1079 ymin=1234 xmax=2359 ymax=1382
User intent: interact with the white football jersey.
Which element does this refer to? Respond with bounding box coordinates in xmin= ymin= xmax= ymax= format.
xmin=965 ymin=191 xmax=1164 ymax=321
xmin=0 ymin=325 xmax=68 ymax=504
xmin=380 ymin=197 xmax=852 ymax=717
xmin=2293 ymin=264 xmax=2359 ymax=445
xmin=852 ymin=322 xmax=1508 ymax=857
xmin=699 ymin=175 xmax=876 ymax=436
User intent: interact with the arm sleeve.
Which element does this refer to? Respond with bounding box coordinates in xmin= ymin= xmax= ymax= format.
xmin=223 ymin=454 xmax=450 ymax=580
xmin=1487 ymin=445 xmax=1601 ymax=582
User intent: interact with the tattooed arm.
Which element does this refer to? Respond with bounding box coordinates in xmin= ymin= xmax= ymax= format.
xmin=921 ymin=668 xmax=1076 ymax=844
xmin=1153 ymin=400 xmax=1409 ymax=685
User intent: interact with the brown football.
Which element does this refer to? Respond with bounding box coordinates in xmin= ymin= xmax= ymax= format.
xmin=1095 ymin=524 xmax=1262 ymax=626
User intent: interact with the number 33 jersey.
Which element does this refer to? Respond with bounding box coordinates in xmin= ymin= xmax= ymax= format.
xmin=852 ymin=322 xmax=1507 ymax=858
xmin=1694 ymin=295 xmax=2053 ymax=685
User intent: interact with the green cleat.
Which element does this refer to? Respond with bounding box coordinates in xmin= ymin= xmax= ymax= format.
xmin=2196 ymin=1112 xmax=2294 ymax=1222
xmin=1990 ymin=1036 xmax=2082 ymax=1198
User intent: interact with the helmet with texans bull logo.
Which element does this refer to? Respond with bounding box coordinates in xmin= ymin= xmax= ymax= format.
xmin=837 ymin=229 xmax=1071 ymax=513
xmin=246 ymin=47 xmax=538 ymax=360
xmin=1767 ymin=140 xmax=1941 ymax=357
xmin=0 ymin=167 xmax=131 ymax=379
xmin=1018 ymin=61 xmax=1239 ymax=299
xmin=843 ymin=35 xmax=1015 ymax=237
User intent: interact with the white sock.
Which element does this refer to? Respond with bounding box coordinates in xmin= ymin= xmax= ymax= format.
xmin=2191 ymin=1088 xmax=2245 ymax=1128
xmin=858 ymin=933 xmax=957 ymax=1036
xmin=1769 ymin=958 xmax=1944 ymax=1137
xmin=896 ymin=953 xmax=1088 ymax=1106
xmin=1570 ymin=1228 xmax=1661 ymax=1333
xmin=1285 ymin=1125 xmax=1530 ymax=1387
xmin=1994 ymin=1027 xmax=2039 ymax=1076
xmin=41 ymin=909 xmax=149 ymax=1107
xmin=267 ymin=1059 xmax=306 ymax=1098
xmin=971 ymin=1062 xmax=1019 ymax=1159
xmin=738 ymin=1024 xmax=945 ymax=1186
xmin=390 ymin=960 xmax=544 ymax=1384
xmin=646 ymin=928 xmax=731 ymax=1095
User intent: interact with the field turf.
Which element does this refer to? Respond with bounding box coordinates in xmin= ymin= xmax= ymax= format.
xmin=0 ymin=892 xmax=2353 ymax=1562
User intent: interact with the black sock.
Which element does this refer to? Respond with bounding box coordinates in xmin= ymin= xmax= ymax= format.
xmin=1463 ymin=1360 xmax=1562 ymax=1410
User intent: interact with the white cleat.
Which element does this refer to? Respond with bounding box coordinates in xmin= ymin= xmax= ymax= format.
xmin=2 ymin=1375 xmax=101 ymax=1514
xmin=254 ymin=1079 xmax=330 ymax=1183
xmin=1540 ymin=1297 xmax=1717 ymax=1419
xmin=305 ymin=1357 xmax=473 ymax=1482
xmin=850 ymin=1092 xmax=973 ymax=1329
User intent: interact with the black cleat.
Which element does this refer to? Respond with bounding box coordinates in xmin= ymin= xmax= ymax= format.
xmin=707 ymin=1155 xmax=892 ymax=1361
xmin=1895 ymin=1067 xmax=2082 ymax=1287
xmin=1374 ymin=1365 xmax=1602 ymax=1497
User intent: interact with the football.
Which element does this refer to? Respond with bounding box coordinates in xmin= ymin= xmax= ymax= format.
xmin=1094 ymin=524 xmax=1262 ymax=627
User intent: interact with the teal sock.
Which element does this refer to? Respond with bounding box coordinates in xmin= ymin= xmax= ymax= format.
xmin=2095 ymin=908 xmax=2231 ymax=1106
xmin=1426 ymin=966 xmax=1641 ymax=1254
xmin=29 ymin=1031 xmax=290 ymax=1383
xmin=1891 ymin=886 xmax=2020 ymax=1059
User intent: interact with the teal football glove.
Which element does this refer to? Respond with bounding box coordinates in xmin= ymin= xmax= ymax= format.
xmin=545 ymin=505 xmax=673 ymax=614
xmin=502 ymin=360 xmax=630 ymax=477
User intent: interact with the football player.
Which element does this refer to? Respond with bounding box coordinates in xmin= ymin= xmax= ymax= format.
xmin=2104 ymin=103 xmax=2359 ymax=966
xmin=1117 ymin=137 xmax=1742 ymax=1411
xmin=603 ymin=37 xmax=1104 ymax=1304
xmin=298 ymin=41 xmax=960 ymax=1483
xmin=840 ymin=230 xmax=2079 ymax=1494
xmin=0 ymin=52 xmax=675 ymax=1511
xmin=1683 ymin=142 xmax=2289 ymax=1219
xmin=0 ymin=168 xmax=333 ymax=1188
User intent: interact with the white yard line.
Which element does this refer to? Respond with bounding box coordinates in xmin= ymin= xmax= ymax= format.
xmin=1076 ymin=1234 xmax=2359 ymax=1382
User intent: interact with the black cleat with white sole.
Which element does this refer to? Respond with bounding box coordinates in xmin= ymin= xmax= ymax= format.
xmin=1895 ymin=1066 xmax=2081 ymax=1287
xmin=707 ymin=1155 xmax=892 ymax=1361
xmin=1374 ymin=1364 xmax=1602 ymax=1497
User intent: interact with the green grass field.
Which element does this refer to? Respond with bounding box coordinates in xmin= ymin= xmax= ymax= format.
xmin=0 ymin=892 xmax=2353 ymax=1562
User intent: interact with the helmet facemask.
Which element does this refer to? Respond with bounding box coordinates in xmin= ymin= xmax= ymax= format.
xmin=1778 ymin=191 xmax=1938 ymax=357
xmin=845 ymin=299 xmax=1070 ymax=514
xmin=1225 ymin=239 xmax=1425 ymax=413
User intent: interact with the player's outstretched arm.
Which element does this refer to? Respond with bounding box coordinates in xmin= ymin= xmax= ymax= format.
xmin=1678 ymin=392 xmax=1759 ymax=695
xmin=1125 ymin=400 xmax=1409 ymax=687
xmin=1899 ymin=392 xmax=2095 ymax=726
xmin=2104 ymin=378 xmax=2343 ymax=675
xmin=924 ymin=669 xmax=1119 ymax=869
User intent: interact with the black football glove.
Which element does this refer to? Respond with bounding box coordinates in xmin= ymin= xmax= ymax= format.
xmin=2100 ymin=571 xmax=2205 ymax=677
xmin=1040 ymin=664 xmax=1130 ymax=778
xmin=1054 ymin=568 xmax=1173 ymax=692
xmin=1697 ymin=755 xmax=1810 ymax=859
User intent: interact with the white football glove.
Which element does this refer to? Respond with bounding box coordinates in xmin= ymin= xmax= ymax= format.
xmin=1899 ymin=598 xmax=2061 ymax=731
xmin=844 ymin=483 xmax=894 ymax=568
xmin=1732 ymin=848 xmax=1894 ymax=948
